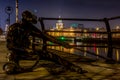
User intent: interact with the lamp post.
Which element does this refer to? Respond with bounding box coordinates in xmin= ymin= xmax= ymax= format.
xmin=16 ymin=0 xmax=19 ymax=23
xmin=5 ymin=6 xmax=13 ymax=34
xmin=5 ymin=6 xmax=13 ymax=26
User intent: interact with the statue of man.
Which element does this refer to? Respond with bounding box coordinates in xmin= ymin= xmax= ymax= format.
xmin=6 ymin=10 xmax=86 ymax=74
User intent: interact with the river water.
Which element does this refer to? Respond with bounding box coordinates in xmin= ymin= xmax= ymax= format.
xmin=48 ymin=42 xmax=120 ymax=62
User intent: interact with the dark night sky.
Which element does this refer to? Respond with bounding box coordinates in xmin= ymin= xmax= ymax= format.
xmin=0 ymin=0 xmax=120 ymax=30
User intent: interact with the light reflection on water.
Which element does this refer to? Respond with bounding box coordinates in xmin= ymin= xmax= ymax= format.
xmin=48 ymin=42 xmax=120 ymax=61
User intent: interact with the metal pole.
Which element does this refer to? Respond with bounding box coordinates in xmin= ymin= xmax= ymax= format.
xmin=104 ymin=18 xmax=113 ymax=59
xmin=5 ymin=6 xmax=13 ymax=26
xmin=16 ymin=0 xmax=19 ymax=23
xmin=38 ymin=18 xmax=47 ymax=51
xmin=8 ymin=13 xmax=10 ymax=25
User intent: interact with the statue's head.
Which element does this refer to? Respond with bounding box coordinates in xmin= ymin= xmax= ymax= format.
xmin=22 ymin=10 xmax=37 ymax=24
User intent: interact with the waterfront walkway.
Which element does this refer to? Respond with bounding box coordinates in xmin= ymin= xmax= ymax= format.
xmin=0 ymin=41 xmax=120 ymax=80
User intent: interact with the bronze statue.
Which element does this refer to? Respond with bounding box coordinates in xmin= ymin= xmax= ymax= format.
xmin=3 ymin=10 xmax=87 ymax=74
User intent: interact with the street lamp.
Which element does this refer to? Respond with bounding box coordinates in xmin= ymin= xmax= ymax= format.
xmin=116 ymin=26 xmax=120 ymax=30
xmin=5 ymin=6 xmax=13 ymax=26
xmin=16 ymin=0 xmax=19 ymax=23
xmin=96 ymin=27 xmax=99 ymax=31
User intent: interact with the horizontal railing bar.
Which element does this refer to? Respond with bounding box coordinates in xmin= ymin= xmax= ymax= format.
xmin=39 ymin=17 xmax=104 ymax=22
xmin=108 ymin=16 xmax=120 ymax=20
xmin=39 ymin=16 xmax=120 ymax=21
xmin=36 ymin=44 xmax=120 ymax=49
xmin=46 ymin=44 xmax=108 ymax=48
xmin=45 ymin=30 xmax=120 ymax=34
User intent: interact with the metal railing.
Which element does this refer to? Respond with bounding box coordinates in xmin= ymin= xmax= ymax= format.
xmin=38 ymin=16 xmax=120 ymax=61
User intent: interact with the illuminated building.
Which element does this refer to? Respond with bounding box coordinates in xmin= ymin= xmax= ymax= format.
xmin=56 ymin=16 xmax=64 ymax=30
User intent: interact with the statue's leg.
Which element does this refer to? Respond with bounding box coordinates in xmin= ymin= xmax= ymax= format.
xmin=37 ymin=50 xmax=87 ymax=74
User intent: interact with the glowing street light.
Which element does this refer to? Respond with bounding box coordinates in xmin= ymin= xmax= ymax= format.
xmin=58 ymin=36 xmax=66 ymax=42
xmin=116 ymin=26 xmax=120 ymax=30
xmin=96 ymin=27 xmax=99 ymax=31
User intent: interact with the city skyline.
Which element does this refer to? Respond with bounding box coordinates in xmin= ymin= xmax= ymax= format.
xmin=0 ymin=0 xmax=120 ymax=30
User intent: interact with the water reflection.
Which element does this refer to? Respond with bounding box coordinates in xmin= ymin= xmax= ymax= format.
xmin=47 ymin=42 xmax=120 ymax=61
xmin=48 ymin=46 xmax=74 ymax=53
xmin=84 ymin=47 xmax=87 ymax=56
xmin=116 ymin=50 xmax=119 ymax=61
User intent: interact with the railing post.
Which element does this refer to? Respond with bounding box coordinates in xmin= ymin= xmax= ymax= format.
xmin=39 ymin=17 xmax=45 ymax=31
xmin=39 ymin=17 xmax=47 ymax=52
xmin=103 ymin=18 xmax=113 ymax=59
